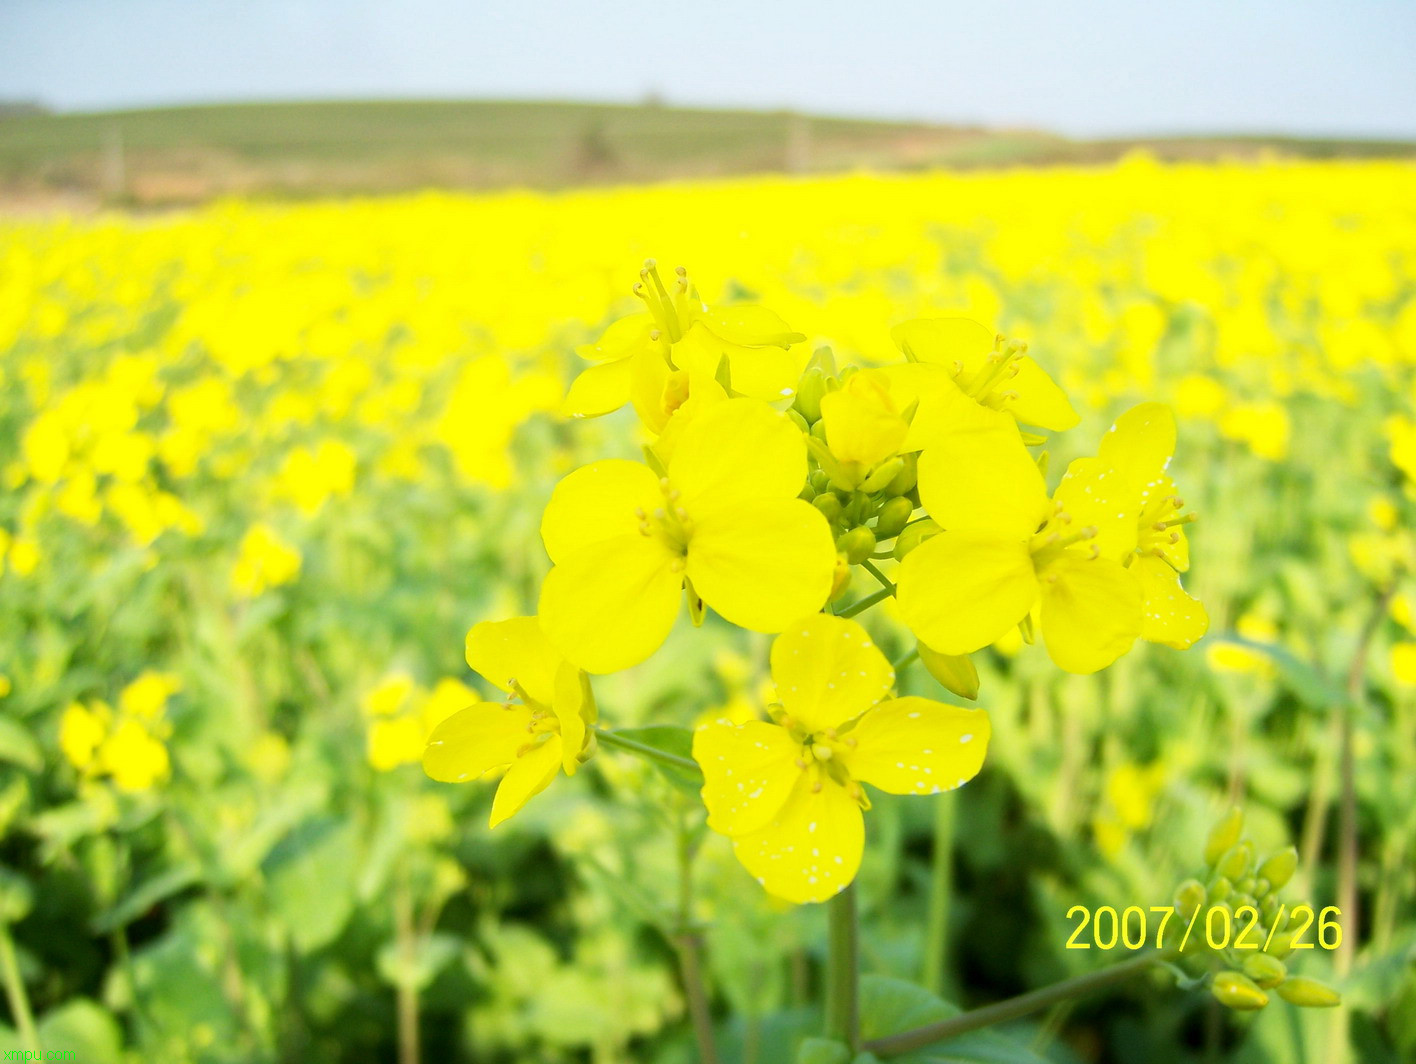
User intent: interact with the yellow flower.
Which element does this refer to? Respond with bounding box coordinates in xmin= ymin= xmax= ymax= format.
xmin=896 ymin=423 xmax=1141 ymax=673
xmin=231 ymin=523 xmax=302 ymax=597
xmin=362 ymin=672 xmax=416 ymax=718
xmin=816 ymin=369 xmax=911 ymax=488
xmin=891 ymin=317 xmax=1078 ymax=432
xmin=1392 ymin=643 xmax=1416 ymax=686
xmin=423 ymin=616 xmax=595 ymax=827
xmin=1055 ymin=403 xmax=1207 ymax=649
xmin=119 ymin=671 xmax=182 ymax=720
xmin=368 ymin=716 xmax=428 ymax=772
xmin=562 ymin=261 xmax=805 ymax=426
xmin=693 ymin=615 xmax=989 ymax=904
xmin=539 ymin=399 xmax=836 ymax=673
xmin=1206 ymin=614 xmax=1279 ymax=675
xmin=99 ymin=718 xmax=171 ymax=792
xmin=60 ymin=701 xmax=110 ymax=772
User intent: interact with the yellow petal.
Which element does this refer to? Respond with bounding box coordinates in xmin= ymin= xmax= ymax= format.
xmin=916 ymin=424 xmax=1048 ymax=536
xmin=539 ymin=535 xmax=683 ymax=674
xmin=489 ymin=736 xmax=563 ymax=827
xmin=465 ymin=616 xmax=561 ymax=704
xmin=675 ymin=321 xmax=802 ymax=402
xmin=1098 ymin=402 xmax=1176 ymax=475
xmin=1053 ymin=455 xmax=1140 ymax=561
xmin=897 ymin=531 xmax=1039 ymax=655
xmin=693 ymin=718 xmax=803 ymax=836
xmin=1039 ymin=556 xmax=1143 ymax=673
xmin=820 ymin=370 xmax=909 ymax=468
xmin=562 ymin=359 xmax=633 ymax=419
xmin=891 ymin=317 xmax=994 ymax=367
xmin=694 ymin=304 xmax=805 ymax=348
xmin=575 ymin=313 xmax=656 ymax=362
xmin=552 ymin=662 xmax=590 ymax=773
xmin=1134 ymin=554 xmax=1208 ymax=649
xmin=423 ymin=702 xmax=533 ymax=782
xmin=669 ymin=398 xmax=808 ymax=512
xmin=686 ymin=498 xmax=835 ymax=632
xmin=629 ymin=344 xmax=680 ymax=434
xmin=769 ymin=615 xmax=894 ymax=734
xmin=885 ymin=362 xmax=1011 ymax=453
xmin=845 ymin=696 xmax=990 ymax=795
xmin=731 ymin=771 xmax=864 ymax=904
xmin=540 ymin=459 xmax=662 ymax=565
xmin=1008 ymin=357 xmax=1080 ymax=431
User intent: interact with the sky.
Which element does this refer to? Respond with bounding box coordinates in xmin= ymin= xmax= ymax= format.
xmin=1 ymin=0 xmax=1414 ymax=138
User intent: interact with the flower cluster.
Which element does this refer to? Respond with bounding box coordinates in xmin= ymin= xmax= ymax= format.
xmin=58 ymin=671 xmax=182 ymax=792
xmin=424 ymin=262 xmax=1206 ymax=904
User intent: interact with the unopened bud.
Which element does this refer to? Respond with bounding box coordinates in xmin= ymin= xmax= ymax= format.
xmin=1215 ymin=842 xmax=1254 ymax=882
xmin=810 ymin=470 xmax=831 ymax=494
xmin=837 ymin=527 xmax=876 ymax=565
xmin=1205 ymin=808 xmax=1245 ymax=866
xmin=1212 ymin=971 xmax=1268 ymax=1011
xmin=885 ymin=453 xmax=917 ymax=496
xmin=1276 ymin=976 xmax=1341 ymax=1008
xmin=810 ymin=418 xmax=829 ymax=442
xmin=828 ymin=555 xmax=852 ymax=602
xmin=1236 ymin=876 xmax=1256 ymax=895
xmin=792 ymin=365 xmax=833 ymax=424
xmin=1174 ymin=879 xmax=1206 ymax=918
xmin=918 ymin=645 xmax=979 ymax=700
xmin=893 ymin=518 xmax=940 ymax=560
xmin=874 ymin=496 xmax=913 ymax=539
xmin=1242 ymin=954 xmax=1287 ymax=989
xmin=861 ymin=457 xmax=906 ymax=494
xmin=813 ymin=493 xmax=844 ymax=525
xmin=787 ymin=409 xmax=810 ymax=434
xmin=1264 ymin=930 xmax=1297 ymax=959
xmin=1257 ymin=847 xmax=1298 ymax=892
xmin=1207 ymin=876 xmax=1233 ymax=902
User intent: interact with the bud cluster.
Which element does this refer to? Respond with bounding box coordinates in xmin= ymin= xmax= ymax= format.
xmin=1172 ymin=808 xmax=1341 ymax=1012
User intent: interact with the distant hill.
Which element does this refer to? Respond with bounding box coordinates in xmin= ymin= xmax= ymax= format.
xmin=0 ymin=99 xmax=1411 ymax=208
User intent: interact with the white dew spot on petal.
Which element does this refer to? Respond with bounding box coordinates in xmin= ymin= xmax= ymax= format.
xmin=960 ymin=733 xmax=974 ymax=744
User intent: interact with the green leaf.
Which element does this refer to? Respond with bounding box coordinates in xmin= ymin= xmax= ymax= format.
xmin=11 ymin=999 xmax=123 ymax=1060
xmin=858 ymin=977 xmax=1049 ymax=1064
xmin=91 ymin=862 xmax=201 ymax=934
xmin=609 ymin=726 xmax=701 ymax=794
xmin=0 ymin=717 xmax=41 ymax=773
xmin=375 ymin=931 xmax=459 ymax=991
xmin=796 ymin=1037 xmax=852 ymax=1064
xmin=264 ymin=817 xmax=359 ymax=952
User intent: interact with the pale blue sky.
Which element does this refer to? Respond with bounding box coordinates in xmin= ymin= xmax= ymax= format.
xmin=1 ymin=0 xmax=1413 ymax=137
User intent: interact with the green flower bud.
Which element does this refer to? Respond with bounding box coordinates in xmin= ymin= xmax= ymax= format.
xmin=1174 ymin=879 xmax=1207 ymax=918
xmin=884 ymin=453 xmax=917 ymax=496
xmin=1205 ymin=808 xmax=1245 ymax=866
xmin=918 ymin=645 xmax=979 ymax=701
xmin=1236 ymin=876 xmax=1256 ymax=895
xmin=1260 ymin=894 xmax=1279 ymax=921
xmin=810 ymin=417 xmax=829 ymax=442
xmin=787 ymin=408 xmax=811 ymax=434
xmin=810 ymin=470 xmax=830 ymax=494
xmin=1232 ymin=893 xmax=1257 ymax=913
xmin=1264 ymin=930 xmax=1297 ymax=959
xmin=893 ymin=519 xmax=940 ymax=560
xmin=1276 ymin=976 xmax=1341 ymax=1008
xmin=813 ymin=494 xmax=844 ymax=525
xmin=1215 ymin=842 xmax=1254 ymax=882
xmin=1253 ymin=877 xmax=1271 ymax=898
xmin=792 ymin=365 xmax=834 ymax=424
xmin=1256 ymin=847 xmax=1298 ymax=892
xmin=861 ymin=457 xmax=906 ymax=494
xmin=1211 ymin=971 xmax=1269 ymax=1011
xmin=874 ymin=496 xmax=913 ymax=539
xmin=837 ymin=527 xmax=876 ymax=565
xmin=1207 ymin=876 xmax=1233 ymax=902
xmin=1242 ymin=953 xmax=1287 ymax=989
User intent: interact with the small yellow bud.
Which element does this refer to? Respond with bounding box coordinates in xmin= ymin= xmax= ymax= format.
xmin=1174 ymin=879 xmax=1207 ymax=918
xmin=787 ymin=409 xmax=811 ymax=434
xmin=1242 ymin=954 xmax=1287 ymax=989
xmin=837 ymin=527 xmax=876 ymax=565
xmin=828 ymin=555 xmax=852 ymax=603
xmin=1214 ymin=842 xmax=1254 ymax=882
xmin=1256 ymin=847 xmax=1298 ymax=892
xmin=1211 ymin=971 xmax=1269 ymax=1011
xmin=810 ymin=418 xmax=828 ymax=442
xmin=884 ymin=453 xmax=918 ymax=496
xmin=1276 ymin=976 xmax=1341 ymax=1008
xmin=1205 ymin=808 xmax=1245 ymax=866
xmin=893 ymin=518 xmax=940 ymax=560
xmin=793 ymin=365 xmax=833 ymax=423
xmin=918 ymin=645 xmax=979 ymax=701
xmin=874 ymin=496 xmax=913 ymax=539
xmin=860 ymin=457 xmax=905 ymax=494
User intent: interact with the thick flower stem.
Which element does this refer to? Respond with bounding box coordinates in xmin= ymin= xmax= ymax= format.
xmin=864 ymin=950 xmax=1177 ymax=1057
xmin=825 ymin=885 xmax=860 ymax=1051
xmin=0 ymin=922 xmax=40 ymax=1056
xmin=838 ymin=586 xmax=894 ymax=619
xmin=595 ymin=728 xmax=703 ymax=777
xmin=675 ymin=812 xmax=719 ymax=1064
xmin=921 ymin=796 xmax=955 ymax=995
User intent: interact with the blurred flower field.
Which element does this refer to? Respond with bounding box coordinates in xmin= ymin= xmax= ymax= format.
xmin=2 ymin=157 xmax=1415 ymax=1063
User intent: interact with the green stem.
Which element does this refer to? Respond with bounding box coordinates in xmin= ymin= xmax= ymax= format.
xmin=0 ymin=922 xmax=40 ymax=1056
xmin=674 ymin=815 xmax=719 ymax=1064
xmin=864 ymin=950 xmax=1176 ymax=1057
xmin=921 ymin=797 xmax=955 ymax=995
xmin=891 ymin=647 xmax=919 ymax=674
xmin=595 ymin=728 xmax=703 ymax=777
xmin=838 ymin=586 xmax=894 ymax=619
xmin=861 ymin=559 xmax=894 ymax=593
xmin=394 ymin=871 xmax=421 ymax=1064
xmin=825 ymin=885 xmax=859 ymax=1051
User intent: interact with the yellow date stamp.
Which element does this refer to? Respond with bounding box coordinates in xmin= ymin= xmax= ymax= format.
xmin=1064 ymin=904 xmax=1343 ymax=951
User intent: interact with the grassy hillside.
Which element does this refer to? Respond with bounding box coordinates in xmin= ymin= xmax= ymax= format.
xmin=0 ymin=98 xmax=1410 ymax=207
